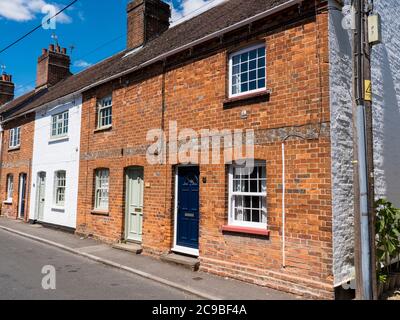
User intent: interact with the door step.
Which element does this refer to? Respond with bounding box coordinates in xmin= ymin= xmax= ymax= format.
xmin=112 ymin=242 xmax=143 ymax=254
xmin=161 ymin=253 xmax=200 ymax=271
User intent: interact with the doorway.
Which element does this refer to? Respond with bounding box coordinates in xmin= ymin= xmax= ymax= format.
xmin=18 ymin=173 xmax=27 ymax=219
xmin=173 ymin=166 xmax=200 ymax=256
xmin=35 ymin=172 xmax=46 ymax=221
xmin=125 ymin=167 xmax=144 ymax=242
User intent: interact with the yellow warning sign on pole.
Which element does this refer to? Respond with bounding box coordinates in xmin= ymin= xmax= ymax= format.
xmin=365 ymin=80 xmax=372 ymax=101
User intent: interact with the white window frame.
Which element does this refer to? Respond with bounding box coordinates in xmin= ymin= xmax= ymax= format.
xmin=54 ymin=170 xmax=66 ymax=207
xmin=94 ymin=169 xmax=109 ymax=211
xmin=9 ymin=127 xmax=21 ymax=149
xmin=228 ymin=43 xmax=266 ymax=98
xmin=51 ymin=111 xmax=69 ymax=139
xmin=228 ymin=160 xmax=267 ymax=229
xmin=6 ymin=174 xmax=13 ymax=202
xmin=97 ymin=96 xmax=112 ymax=129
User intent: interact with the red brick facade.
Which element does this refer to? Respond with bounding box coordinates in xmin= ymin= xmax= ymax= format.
xmin=0 ymin=114 xmax=35 ymax=221
xmin=76 ymin=2 xmax=334 ymax=298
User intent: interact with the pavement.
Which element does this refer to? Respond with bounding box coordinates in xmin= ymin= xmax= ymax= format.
xmin=0 ymin=217 xmax=298 ymax=300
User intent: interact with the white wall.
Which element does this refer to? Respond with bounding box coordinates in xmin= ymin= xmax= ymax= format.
xmin=371 ymin=0 xmax=400 ymax=207
xmin=328 ymin=0 xmax=355 ymax=287
xmin=28 ymin=96 xmax=82 ymax=229
xmin=329 ymin=0 xmax=400 ymax=287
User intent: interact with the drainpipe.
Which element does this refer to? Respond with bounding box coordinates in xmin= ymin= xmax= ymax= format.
xmin=281 ymin=142 xmax=286 ymax=268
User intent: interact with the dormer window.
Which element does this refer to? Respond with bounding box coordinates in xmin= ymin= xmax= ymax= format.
xmin=229 ymin=44 xmax=266 ymax=98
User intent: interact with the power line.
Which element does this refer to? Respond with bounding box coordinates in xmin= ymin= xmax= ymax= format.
xmin=0 ymin=0 xmax=78 ymax=55
xmin=12 ymin=0 xmax=220 ymax=97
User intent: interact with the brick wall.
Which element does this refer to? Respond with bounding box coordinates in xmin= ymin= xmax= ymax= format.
xmin=0 ymin=114 xmax=34 ymax=220
xmin=77 ymin=1 xmax=334 ymax=298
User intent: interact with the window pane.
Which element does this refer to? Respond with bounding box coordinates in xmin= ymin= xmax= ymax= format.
xmin=240 ymin=52 xmax=249 ymax=62
xmin=231 ymin=162 xmax=267 ymax=225
xmin=95 ymin=169 xmax=109 ymax=210
xmin=230 ymin=46 xmax=266 ymax=96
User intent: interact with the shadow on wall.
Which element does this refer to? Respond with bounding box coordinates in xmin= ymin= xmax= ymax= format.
xmin=381 ymin=47 xmax=400 ymax=206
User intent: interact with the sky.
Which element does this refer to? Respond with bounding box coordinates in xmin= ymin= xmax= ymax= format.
xmin=0 ymin=0 xmax=226 ymax=97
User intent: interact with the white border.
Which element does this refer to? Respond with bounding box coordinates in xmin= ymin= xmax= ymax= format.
xmin=228 ymin=160 xmax=268 ymax=229
xmin=17 ymin=174 xmax=26 ymax=219
xmin=228 ymin=43 xmax=267 ymax=98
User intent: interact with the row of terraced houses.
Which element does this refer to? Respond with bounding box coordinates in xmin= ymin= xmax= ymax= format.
xmin=1 ymin=0 xmax=400 ymax=299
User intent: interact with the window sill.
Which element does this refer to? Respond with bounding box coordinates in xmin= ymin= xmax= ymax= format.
xmin=223 ymin=89 xmax=271 ymax=109
xmin=91 ymin=209 xmax=109 ymax=216
xmin=3 ymin=200 xmax=13 ymax=205
xmin=222 ymin=225 xmax=270 ymax=237
xmin=51 ymin=207 xmax=65 ymax=212
xmin=8 ymin=146 xmax=20 ymax=152
xmin=94 ymin=125 xmax=112 ymax=133
xmin=49 ymin=136 xmax=69 ymax=143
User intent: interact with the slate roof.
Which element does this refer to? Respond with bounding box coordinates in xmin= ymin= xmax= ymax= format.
xmin=0 ymin=0 xmax=293 ymax=120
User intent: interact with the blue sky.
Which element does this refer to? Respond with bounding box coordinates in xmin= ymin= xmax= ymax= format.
xmin=0 ymin=0 xmax=225 ymax=97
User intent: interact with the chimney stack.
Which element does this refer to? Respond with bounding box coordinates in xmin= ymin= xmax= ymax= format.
xmin=0 ymin=73 xmax=15 ymax=106
xmin=36 ymin=44 xmax=71 ymax=90
xmin=127 ymin=0 xmax=171 ymax=50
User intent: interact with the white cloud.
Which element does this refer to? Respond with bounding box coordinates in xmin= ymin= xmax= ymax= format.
xmin=73 ymin=59 xmax=92 ymax=69
xmin=15 ymin=83 xmax=34 ymax=97
xmin=0 ymin=0 xmax=72 ymax=23
xmin=166 ymin=0 xmax=228 ymax=26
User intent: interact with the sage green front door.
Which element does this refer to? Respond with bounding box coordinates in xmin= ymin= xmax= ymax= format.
xmin=36 ymin=172 xmax=46 ymax=221
xmin=125 ymin=167 xmax=144 ymax=242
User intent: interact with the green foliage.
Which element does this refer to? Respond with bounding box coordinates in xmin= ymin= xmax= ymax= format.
xmin=375 ymin=199 xmax=400 ymax=274
xmin=378 ymin=273 xmax=388 ymax=284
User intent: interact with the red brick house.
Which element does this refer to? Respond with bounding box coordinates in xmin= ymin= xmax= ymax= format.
xmin=74 ymin=0 xmax=333 ymax=298
xmin=4 ymin=0 xmax=395 ymax=299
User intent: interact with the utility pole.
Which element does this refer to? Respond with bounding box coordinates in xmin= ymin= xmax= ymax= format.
xmin=352 ymin=0 xmax=377 ymax=300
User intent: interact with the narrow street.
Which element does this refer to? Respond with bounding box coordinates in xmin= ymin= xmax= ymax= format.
xmin=0 ymin=229 xmax=197 ymax=300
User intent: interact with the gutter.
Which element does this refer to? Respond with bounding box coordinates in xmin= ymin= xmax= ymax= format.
xmin=1 ymin=0 xmax=303 ymax=123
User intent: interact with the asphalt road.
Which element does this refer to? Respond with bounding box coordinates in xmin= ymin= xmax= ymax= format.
xmin=0 ymin=229 xmax=197 ymax=300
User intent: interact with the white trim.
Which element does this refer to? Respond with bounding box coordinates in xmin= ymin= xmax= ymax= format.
xmin=17 ymin=174 xmax=26 ymax=219
xmin=172 ymin=245 xmax=199 ymax=257
xmin=173 ymin=165 xmax=200 ymax=257
xmin=49 ymin=135 xmax=69 ymax=143
xmin=228 ymin=161 xmax=267 ymax=228
xmin=0 ymin=0 xmax=302 ymax=124
xmin=228 ymin=43 xmax=266 ymax=98
xmin=9 ymin=127 xmax=21 ymax=149
xmin=6 ymin=174 xmax=13 ymax=202
xmin=50 ymin=110 xmax=69 ymax=139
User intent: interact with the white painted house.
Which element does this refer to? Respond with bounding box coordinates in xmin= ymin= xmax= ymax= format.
xmin=28 ymin=95 xmax=82 ymax=230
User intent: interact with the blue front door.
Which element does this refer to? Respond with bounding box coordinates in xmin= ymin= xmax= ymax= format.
xmin=177 ymin=166 xmax=200 ymax=250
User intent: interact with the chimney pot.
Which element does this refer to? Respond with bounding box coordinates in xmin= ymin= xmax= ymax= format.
xmin=127 ymin=0 xmax=171 ymax=50
xmin=36 ymin=44 xmax=71 ymax=89
xmin=0 ymin=72 xmax=15 ymax=105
